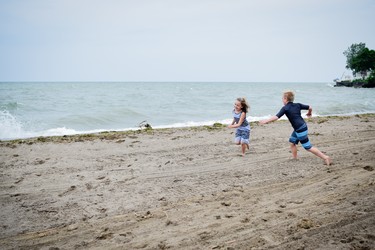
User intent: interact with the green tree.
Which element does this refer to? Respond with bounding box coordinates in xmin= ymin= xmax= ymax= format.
xmin=344 ymin=43 xmax=375 ymax=79
xmin=363 ymin=70 xmax=375 ymax=88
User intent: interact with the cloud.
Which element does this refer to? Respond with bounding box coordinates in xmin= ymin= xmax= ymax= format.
xmin=0 ymin=0 xmax=374 ymax=81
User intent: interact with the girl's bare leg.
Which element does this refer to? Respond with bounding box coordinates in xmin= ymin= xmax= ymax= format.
xmin=308 ymin=147 xmax=332 ymax=165
xmin=241 ymin=143 xmax=247 ymax=156
xmin=290 ymin=143 xmax=298 ymax=159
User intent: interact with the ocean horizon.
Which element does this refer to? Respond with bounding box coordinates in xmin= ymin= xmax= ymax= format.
xmin=1 ymin=82 xmax=375 ymax=140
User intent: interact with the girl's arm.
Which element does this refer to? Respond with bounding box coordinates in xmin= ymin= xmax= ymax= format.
xmin=259 ymin=115 xmax=279 ymax=125
xmin=228 ymin=112 xmax=246 ymax=128
xmin=228 ymin=118 xmax=236 ymax=128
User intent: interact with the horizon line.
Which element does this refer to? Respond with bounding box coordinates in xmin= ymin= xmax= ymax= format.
xmin=0 ymin=81 xmax=331 ymax=84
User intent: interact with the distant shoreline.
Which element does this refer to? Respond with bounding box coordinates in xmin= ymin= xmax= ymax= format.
xmin=334 ymin=80 xmax=375 ymax=88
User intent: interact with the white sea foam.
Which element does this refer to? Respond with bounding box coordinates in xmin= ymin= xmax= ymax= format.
xmin=0 ymin=110 xmax=28 ymax=140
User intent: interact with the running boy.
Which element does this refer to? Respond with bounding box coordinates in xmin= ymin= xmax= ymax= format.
xmin=259 ymin=91 xmax=331 ymax=165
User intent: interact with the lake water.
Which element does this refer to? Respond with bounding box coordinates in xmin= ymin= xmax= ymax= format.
xmin=1 ymin=82 xmax=374 ymax=140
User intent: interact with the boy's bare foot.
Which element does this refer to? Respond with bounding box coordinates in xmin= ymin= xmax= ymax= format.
xmin=324 ymin=157 xmax=332 ymax=166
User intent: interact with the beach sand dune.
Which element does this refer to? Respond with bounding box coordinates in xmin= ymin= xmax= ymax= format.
xmin=0 ymin=115 xmax=374 ymax=249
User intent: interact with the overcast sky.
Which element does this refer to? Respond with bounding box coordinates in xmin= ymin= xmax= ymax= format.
xmin=0 ymin=0 xmax=374 ymax=82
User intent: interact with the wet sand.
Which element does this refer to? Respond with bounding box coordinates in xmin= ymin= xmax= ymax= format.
xmin=0 ymin=114 xmax=374 ymax=249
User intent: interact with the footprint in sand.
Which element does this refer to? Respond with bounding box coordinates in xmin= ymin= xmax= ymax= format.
xmin=14 ymin=177 xmax=24 ymax=184
xmin=58 ymin=185 xmax=77 ymax=197
xmin=85 ymin=183 xmax=93 ymax=190
xmin=363 ymin=166 xmax=373 ymax=171
xmin=33 ymin=159 xmax=46 ymax=165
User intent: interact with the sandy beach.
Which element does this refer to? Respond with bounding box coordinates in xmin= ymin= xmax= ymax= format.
xmin=0 ymin=114 xmax=374 ymax=250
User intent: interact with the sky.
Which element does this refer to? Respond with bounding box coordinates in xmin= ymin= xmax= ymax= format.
xmin=0 ymin=0 xmax=374 ymax=82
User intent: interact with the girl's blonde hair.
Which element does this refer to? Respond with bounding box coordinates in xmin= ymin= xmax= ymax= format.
xmin=237 ymin=97 xmax=250 ymax=113
xmin=283 ymin=91 xmax=295 ymax=102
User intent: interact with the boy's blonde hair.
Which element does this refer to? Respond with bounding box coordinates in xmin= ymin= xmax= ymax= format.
xmin=283 ymin=91 xmax=295 ymax=102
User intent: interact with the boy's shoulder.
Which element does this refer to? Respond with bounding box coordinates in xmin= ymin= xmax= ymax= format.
xmin=289 ymin=102 xmax=305 ymax=107
xmin=284 ymin=102 xmax=302 ymax=111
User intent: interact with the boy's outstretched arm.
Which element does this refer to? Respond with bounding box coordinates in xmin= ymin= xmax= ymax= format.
xmin=259 ymin=115 xmax=279 ymax=125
